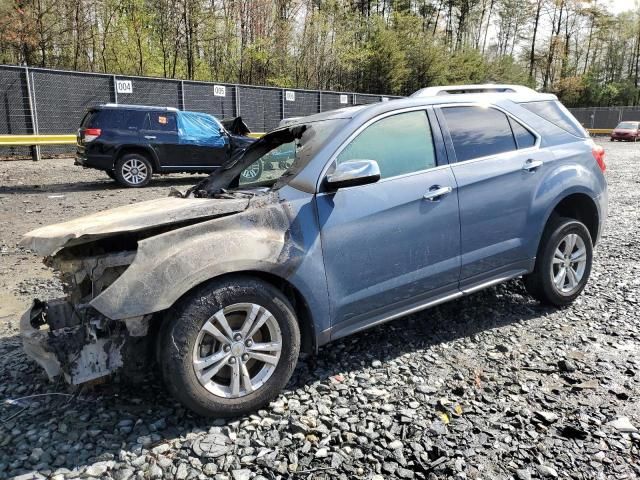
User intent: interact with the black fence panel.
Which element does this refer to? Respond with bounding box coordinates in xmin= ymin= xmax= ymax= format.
xmin=569 ymin=108 xmax=592 ymax=127
xmin=183 ymin=82 xmax=236 ymax=119
xmin=0 ymin=67 xmax=31 ymax=135
xmin=592 ymin=109 xmax=620 ymax=129
xmin=620 ymin=107 xmax=640 ymax=122
xmin=31 ymin=69 xmax=113 ymax=134
xmin=116 ymin=76 xmax=180 ymax=109
xmin=31 ymin=69 xmax=113 ymax=155
xmin=321 ymin=92 xmax=353 ymax=112
xmin=355 ymin=93 xmax=385 ymax=105
xmin=283 ymin=90 xmax=319 ymax=119
xmin=0 ymin=67 xmax=31 ymax=156
xmin=238 ymin=86 xmax=282 ymax=132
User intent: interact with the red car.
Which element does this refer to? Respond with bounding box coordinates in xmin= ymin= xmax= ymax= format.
xmin=610 ymin=121 xmax=640 ymax=141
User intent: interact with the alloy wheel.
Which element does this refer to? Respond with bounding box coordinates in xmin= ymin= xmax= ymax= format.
xmin=121 ymin=158 xmax=149 ymax=185
xmin=192 ymin=303 xmax=282 ymax=398
xmin=551 ymin=233 xmax=587 ymax=294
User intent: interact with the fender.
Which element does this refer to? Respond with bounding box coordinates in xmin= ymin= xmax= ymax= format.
xmin=90 ymin=197 xmax=311 ymax=321
xmin=526 ymin=155 xmax=604 ymax=259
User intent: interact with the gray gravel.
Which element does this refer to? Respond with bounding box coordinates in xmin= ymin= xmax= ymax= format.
xmin=1 ymin=143 xmax=639 ymax=479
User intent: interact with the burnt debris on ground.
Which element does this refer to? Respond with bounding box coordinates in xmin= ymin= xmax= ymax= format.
xmin=0 ymin=145 xmax=639 ymax=479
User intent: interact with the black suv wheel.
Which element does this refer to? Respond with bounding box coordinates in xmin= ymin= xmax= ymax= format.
xmin=114 ymin=153 xmax=152 ymax=188
xmin=158 ymin=275 xmax=300 ymax=417
xmin=240 ymin=160 xmax=263 ymax=182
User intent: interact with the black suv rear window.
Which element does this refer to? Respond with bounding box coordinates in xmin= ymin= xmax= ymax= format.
xmin=81 ymin=109 xmax=146 ymax=130
xmin=519 ymin=100 xmax=586 ymax=138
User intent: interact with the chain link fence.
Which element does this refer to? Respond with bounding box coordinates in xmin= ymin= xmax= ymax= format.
xmin=568 ymin=106 xmax=640 ymax=130
xmin=0 ymin=64 xmax=399 ymax=158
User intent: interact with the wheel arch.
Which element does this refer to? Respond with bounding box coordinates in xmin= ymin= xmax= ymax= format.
xmin=157 ymin=270 xmax=317 ymax=355
xmin=536 ymin=191 xmax=600 ymax=256
xmin=116 ymin=145 xmax=159 ymax=171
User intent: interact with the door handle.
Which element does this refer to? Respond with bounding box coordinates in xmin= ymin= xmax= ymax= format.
xmin=144 ymin=135 xmax=157 ymax=140
xmin=522 ymin=159 xmax=543 ymax=171
xmin=423 ymin=185 xmax=453 ymax=201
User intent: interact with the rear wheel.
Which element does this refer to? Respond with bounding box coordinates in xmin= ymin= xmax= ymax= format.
xmin=114 ymin=153 xmax=152 ymax=188
xmin=524 ymin=216 xmax=593 ymax=306
xmin=158 ymin=276 xmax=300 ymax=417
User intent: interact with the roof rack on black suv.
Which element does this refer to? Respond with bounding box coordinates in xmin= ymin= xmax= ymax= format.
xmin=76 ymin=104 xmax=257 ymax=187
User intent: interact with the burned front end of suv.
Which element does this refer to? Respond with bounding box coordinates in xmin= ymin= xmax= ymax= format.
xmin=19 ymin=195 xmax=255 ymax=385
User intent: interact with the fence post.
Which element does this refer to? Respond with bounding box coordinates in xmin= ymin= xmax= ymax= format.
xmin=24 ymin=67 xmax=40 ymax=161
xmin=235 ymin=86 xmax=240 ymax=117
xmin=318 ymin=91 xmax=322 ymax=113
xmin=180 ymin=80 xmax=185 ymax=110
xmin=281 ymin=88 xmax=285 ymax=122
xmin=112 ymin=75 xmax=118 ymax=104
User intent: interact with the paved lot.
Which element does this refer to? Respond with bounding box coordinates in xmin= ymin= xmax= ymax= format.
xmin=0 ymin=144 xmax=638 ymax=479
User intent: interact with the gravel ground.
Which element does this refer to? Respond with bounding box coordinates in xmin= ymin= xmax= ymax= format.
xmin=0 ymin=146 xmax=638 ymax=480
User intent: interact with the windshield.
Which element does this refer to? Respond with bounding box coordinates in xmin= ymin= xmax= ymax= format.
xmin=239 ymin=118 xmax=348 ymax=190
xmin=616 ymin=122 xmax=638 ymax=129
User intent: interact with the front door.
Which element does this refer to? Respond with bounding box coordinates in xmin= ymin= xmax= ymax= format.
xmin=435 ymin=104 xmax=552 ymax=283
xmin=316 ymin=109 xmax=461 ymax=337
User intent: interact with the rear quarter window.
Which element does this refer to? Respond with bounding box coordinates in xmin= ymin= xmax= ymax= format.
xmin=519 ymin=100 xmax=587 ymax=138
xmin=81 ymin=110 xmax=145 ymax=130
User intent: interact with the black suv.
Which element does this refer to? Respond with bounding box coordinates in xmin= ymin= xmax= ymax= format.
xmin=76 ymin=104 xmax=258 ymax=187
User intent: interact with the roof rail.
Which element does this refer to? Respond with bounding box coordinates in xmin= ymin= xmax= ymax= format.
xmin=100 ymin=103 xmax=180 ymax=112
xmin=410 ymin=84 xmax=538 ymax=97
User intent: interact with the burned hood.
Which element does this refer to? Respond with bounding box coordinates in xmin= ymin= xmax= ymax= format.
xmin=21 ymin=196 xmax=250 ymax=256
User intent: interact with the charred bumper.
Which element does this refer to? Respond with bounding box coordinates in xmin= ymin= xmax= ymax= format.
xmin=21 ymin=299 xmax=150 ymax=384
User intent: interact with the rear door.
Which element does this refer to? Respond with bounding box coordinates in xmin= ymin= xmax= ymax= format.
xmin=316 ymin=109 xmax=461 ymax=337
xmin=140 ymin=111 xmax=184 ymax=168
xmin=435 ymin=104 xmax=552 ymax=284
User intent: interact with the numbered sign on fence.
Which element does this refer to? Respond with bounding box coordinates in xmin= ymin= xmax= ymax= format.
xmin=340 ymin=94 xmax=348 ymax=104
xmin=213 ymin=85 xmax=226 ymax=97
xmin=285 ymin=91 xmax=295 ymax=102
xmin=116 ymin=80 xmax=133 ymax=94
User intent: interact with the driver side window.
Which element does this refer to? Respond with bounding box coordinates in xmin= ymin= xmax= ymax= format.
xmin=336 ymin=110 xmax=436 ymax=179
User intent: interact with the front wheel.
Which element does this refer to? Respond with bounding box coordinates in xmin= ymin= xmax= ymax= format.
xmin=158 ymin=276 xmax=300 ymax=417
xmin=524 ymin=216 xmax=593 ymax=306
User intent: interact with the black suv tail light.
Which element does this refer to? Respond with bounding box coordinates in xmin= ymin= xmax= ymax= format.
xmin=84 ymin=128 xmax=101 ymax=142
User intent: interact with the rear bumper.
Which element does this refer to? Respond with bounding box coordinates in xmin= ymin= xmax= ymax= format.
xmin=75 ymin=152 xmax=114 ymax=171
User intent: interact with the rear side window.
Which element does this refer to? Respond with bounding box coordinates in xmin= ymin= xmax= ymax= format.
xmin=519 ymin=100 xmax=586 ymax=137
xmin=336 ymin=110 xmax=436 ymax=179
xmin=442 ymin=106 xmax=516 ymax=161
xmin=81 ymin=110 xmax=145 ymax=130
xmin=509 ymin=117 xmax=536 ymax=149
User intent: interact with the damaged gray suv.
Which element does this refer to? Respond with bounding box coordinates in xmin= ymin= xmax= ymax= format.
xmin=21 ymin=85 xmax=608 ymax=417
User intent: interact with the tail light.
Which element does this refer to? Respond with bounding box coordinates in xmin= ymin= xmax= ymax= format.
xmin=592 ymin=145 xmax=606 ymax=172
xmin=84 ymin=128 xmax=101 ymax=142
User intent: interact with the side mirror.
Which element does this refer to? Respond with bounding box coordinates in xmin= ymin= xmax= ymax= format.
xmin=326 ymin=159 xmax=381 ymax=189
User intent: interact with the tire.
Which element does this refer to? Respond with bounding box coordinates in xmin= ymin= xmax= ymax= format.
xmin=239 ymin=160 xmax=263 ymax=183
xmin=114 ymin=153 xmax=152 ymax=188
xmin=105 ymin=170 xmax=117 ymax=180
xmin=524 ymin=216 xmax=593 ymax=307
xmin=158 ymin=275 xmax=300 ymax=417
